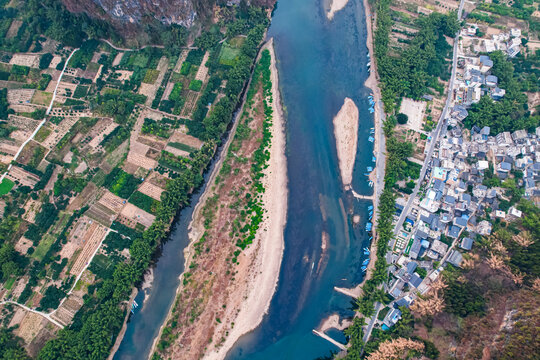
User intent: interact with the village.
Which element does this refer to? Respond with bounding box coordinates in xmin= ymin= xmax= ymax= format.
xmin=369 ymin=18 xmax=540 ymax=332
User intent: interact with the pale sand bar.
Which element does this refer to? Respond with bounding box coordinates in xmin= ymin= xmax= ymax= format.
xmin=333 ymin=98 xmax=359 ymax=188
xmin=327 ymin=0 xmax=350 ymax=20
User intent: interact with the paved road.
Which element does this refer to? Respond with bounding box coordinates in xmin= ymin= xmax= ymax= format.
xmin=0 ymin=301 xmax=64 ymax=328
xmin=362 ymin=0 xmax=465 ymax=345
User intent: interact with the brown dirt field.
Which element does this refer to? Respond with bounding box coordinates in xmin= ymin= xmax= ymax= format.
xmin=137 ymin=136 xmax=167 ymax=150
xmin=156 ymin=70 xmax=269 ymax=360
xmin=169 ymin=131 xmax=204 ymax=149
xmin=16 ymin=312 xmax=46 ymax=345
xmin=6 ymin=166 xmax=40 ymax=187
xmin=138 ymin=181 xmax=164 ymax=201
xmin=17 ymin=140 xmax=44 ymax=166
xmin=70 ymin=222 xmax=108 ymax=276
xmin=6 ymin=19 xmax=22 ymax=38
xmin=120 ymin=203 xmax=155 ymax=229
xmin=67 ymin=182 xmax=99 ymax=212
xmin=413 ymin=263 xmax=533 ymax=359
xmin=26 ymin=322 xmax=58 ymax=357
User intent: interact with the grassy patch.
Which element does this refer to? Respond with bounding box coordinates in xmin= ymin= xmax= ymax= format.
xmin=73 ymin=85 xmax=89 ymax=99
xmin=130 ymin=53 xmax=149 ymax=68
xmin=32 ymin=234 xmax=55 ymax=261
xmin=0 ymin=178 xmax=14 ymax=195
xmin=143 ymin=69 xmax=160 ymax=84
xmin=129 ymin=191 xmax=160 ymax=214
xmin=219 ymin=43 xmax=242 ymax=66
xmin=103 ymin=167 xmax=141 ymax=199
xmin=86 ymin=62 xmax=100 ymax=72
xmin=31 ymin=91 xmax=53 ymax=106
xmin=4 ymin=277 xmax=15 ymax=290
xmin=34 ymin=126 xmax=51 ymax=143
xmin=168 ymin=142 xmax=196 ymax=153
xmin=189 ymin=79 xmax=203 ymax=92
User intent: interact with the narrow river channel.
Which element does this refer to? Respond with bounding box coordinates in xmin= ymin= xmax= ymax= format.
xmin=114 ymin=0 xmax=374 ymax=358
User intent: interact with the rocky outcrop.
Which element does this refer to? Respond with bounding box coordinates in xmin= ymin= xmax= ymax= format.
xmin=62 ymin=0 xmax=198 ymax=28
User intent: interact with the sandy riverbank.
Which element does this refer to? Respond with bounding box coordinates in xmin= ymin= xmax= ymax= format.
xmin=333 ymin=98 xmax=359 ymax=189
xmin=327 ymin=0 xmax=350 ymax=20
xmin=204 ymin=37 xmax=288 ymax=360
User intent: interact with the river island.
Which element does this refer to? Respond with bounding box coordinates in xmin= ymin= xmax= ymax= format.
xmin=150 ymin=39 xmax=287 ymax=360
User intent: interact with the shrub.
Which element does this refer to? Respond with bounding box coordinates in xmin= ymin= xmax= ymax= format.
xmin=39 ymin=53 xmax=54 ymax=69
xmin=189 ymin=79 xmax=203 ymax=92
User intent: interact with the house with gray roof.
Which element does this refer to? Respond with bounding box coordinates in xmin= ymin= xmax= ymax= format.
xmin=460 ymin=237 xmax=473 ymax=250
xmin=447 ymin=250 xmax=463 ymax=267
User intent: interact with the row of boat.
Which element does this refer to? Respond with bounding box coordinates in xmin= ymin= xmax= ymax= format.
xmin=368 ymin=94 xmax=375 ymax=113
xmin=362 ymin=205 xmax=374 ymax=272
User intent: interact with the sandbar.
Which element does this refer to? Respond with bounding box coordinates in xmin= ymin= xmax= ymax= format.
xmin=333 ymin=98 xmax=359 ymax=188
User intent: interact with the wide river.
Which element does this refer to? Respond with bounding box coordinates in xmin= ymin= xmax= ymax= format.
xmin=114 ymin=0 xmax=373 ymax=358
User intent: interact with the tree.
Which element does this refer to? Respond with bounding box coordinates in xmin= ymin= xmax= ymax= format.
xmin=396 ymin=113 xmax=408 ymax=124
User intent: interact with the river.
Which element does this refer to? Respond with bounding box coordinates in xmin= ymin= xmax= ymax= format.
xmin=114 ymin=0 xmax=373 ymax=358
xmin=226 ymin=0 xmax=373 ymax=358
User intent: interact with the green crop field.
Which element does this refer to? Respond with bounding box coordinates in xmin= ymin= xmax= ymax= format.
xmin=33 ymin=234 xmax=55 ymax=261
xmin=143 ymin=69 xmax=160 ymax=84
xmin=0 ymin=178 xmax=14 ymax=195
xmin=219 ymin=44 xmax=241 ymax=66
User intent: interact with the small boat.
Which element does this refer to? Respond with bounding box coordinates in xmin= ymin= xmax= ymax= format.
xmin=368 ymin=136 xmax=374 ymax=142
xmin=369 ymin=236 xmax=373 ymax=241
xmin=368 ymin=181 xmax=373 ymax=188
xmin=364 ymin=172 xmax=370 ymax=176
xmin=130 ymin=301 xmax=139 ymax=314
xmin=361 ymin=266 xmax=368 ymax=272
xmin=367 ymin=62 xmax=371 ymax=67
xmin=372 ymin=156 xmax=376 ymax=162
xmin=362 ymin=259 xmax=370 ymax=266
xmin=368 ymin=205 xmax=373 ymax=210
xmin=367 ymin=166 xmax=373 ymax=172
xmin=364 ymin=247 xmax=370 ymax=254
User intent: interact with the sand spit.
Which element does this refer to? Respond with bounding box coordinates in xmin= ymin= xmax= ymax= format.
xmin=333 ymin=98 xmax=359 ymax=188
xmin=319 ymin=314 xmax=353 ymax=332
xmin=204 ymin=38 xmax=288 ymax=360
xmin=327 ymin=0 xmax=350 ymax=20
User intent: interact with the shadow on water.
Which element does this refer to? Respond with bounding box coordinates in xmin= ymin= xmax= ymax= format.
xmin=226 ymin=0 xmax=374 ymax=359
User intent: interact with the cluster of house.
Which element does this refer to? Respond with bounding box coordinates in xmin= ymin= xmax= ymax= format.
xmin=378 ymin=118 xmax=539 ymax=330
xmin=456 ymin=54 xmax=506 ymax=106
xmin=463 ymin=25 xmax=522 ymax=57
